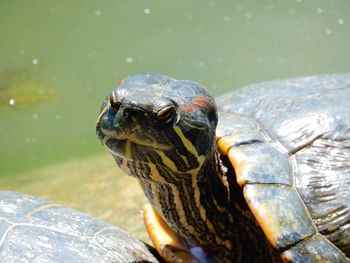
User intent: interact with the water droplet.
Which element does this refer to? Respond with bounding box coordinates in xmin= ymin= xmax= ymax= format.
xmin=246 ymin=12 xmax=252 ymax=18
xmin=224 ymin=16 xmax=230 ymax=22
xmin=32 ymin=58 xmax=39 ymax=65
xmin=95 ymin=10 xmax=101 ymax=16
xmin=186 ymin=14 xmax=193 ymax=20
xmin=144 ymin=8 xmax=150 ymax=15
xmin=325 ymin=28 xmax=332 ymax=35
xmin=316 ymin=8 xmax=323 ymax=14
xmin=33 ymin=113 xmax=39 ymax=119
xmin=338 ymin=18 xmax=344 ymax=25
xmin=296 ymin=0 xmax=302 ymax=2
xmin=9 ymin=98 xmax=15 ymax=106
xmin=257 ymin=58 xmax=264 ymax=64
xmin=55 ymin=114 xmax=61 ymax=120
xmin=264 ymin=3 xmax=274 ymax=11
xmin=20 ymin=49 xmax=25 ymax=55
xmin=126 ymin=57 xmax=133 ymax=63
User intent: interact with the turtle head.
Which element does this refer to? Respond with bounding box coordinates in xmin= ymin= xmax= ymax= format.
xmin=96 ymin=73 xmax=218 ymax=177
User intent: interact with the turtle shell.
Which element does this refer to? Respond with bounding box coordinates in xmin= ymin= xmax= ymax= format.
xmin=215 ymin=74 xmax=350 ymax=262
xmin=0 ymin=191 xmax=160 ymax=263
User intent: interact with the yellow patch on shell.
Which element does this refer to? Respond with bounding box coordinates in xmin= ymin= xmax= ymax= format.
xmin=243 ymin=184 xmax=316 ymax=249
xmin=227 ymin=147 xmax=250 ymax=187
xmin=243 ymin=188 xmax=282 ymax=247
xmin=217 ymin=136 xmax=238 ymax=155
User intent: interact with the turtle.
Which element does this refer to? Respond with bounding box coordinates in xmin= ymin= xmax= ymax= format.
xmin=0 ymin=191 xmax=161 ymax=263
xmin=96 ymin=73 xmax=350 ymax=262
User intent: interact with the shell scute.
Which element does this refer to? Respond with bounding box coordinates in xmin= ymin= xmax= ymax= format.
xmin=243 ymin=184 xmax=316 ymax=249
xmin=282 ymin=234 xmax=348 ymax=263
xmin=227 ymin=143 xmax=293 ymax=187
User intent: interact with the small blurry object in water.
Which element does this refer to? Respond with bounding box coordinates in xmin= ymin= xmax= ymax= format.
xmin=0 ymin=64 xmax=58 ymax=111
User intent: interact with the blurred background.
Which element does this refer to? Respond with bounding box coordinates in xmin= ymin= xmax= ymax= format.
xmin=0 ymin=0 xmax=349 ymax=241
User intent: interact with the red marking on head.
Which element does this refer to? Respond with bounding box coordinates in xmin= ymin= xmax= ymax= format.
xmin=181 ymin=104 xmax=196 ymax=112
xmin=193 ymin=95 xmax=212 ymax=110
xmin=181 ymin=95 xmax=212 ymax=113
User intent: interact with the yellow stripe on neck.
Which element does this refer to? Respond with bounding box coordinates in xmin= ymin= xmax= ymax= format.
xmin=173 ymin=126 xmax=199 ymax=157
xmin=157 ymin=151 xmax=178 ymax=171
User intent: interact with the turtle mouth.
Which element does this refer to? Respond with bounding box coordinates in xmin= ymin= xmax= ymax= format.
xmin=100 ymin=127 xmax=172 ymax=152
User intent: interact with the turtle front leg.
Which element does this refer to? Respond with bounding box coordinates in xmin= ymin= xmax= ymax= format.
xmin=142 ymin=204 xmax=201 ymax=263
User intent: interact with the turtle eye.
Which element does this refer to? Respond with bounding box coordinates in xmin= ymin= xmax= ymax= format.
xmin=157 ymin=105 xmax=176 ymax=124
xmin=109 ymin=93 xmax=121 ymax=111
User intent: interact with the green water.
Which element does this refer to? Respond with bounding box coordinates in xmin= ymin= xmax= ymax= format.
xmin=1 ymin=0 xmax=349 ymax=176
xmin=0 ymin=0 xmax=349 ymax=238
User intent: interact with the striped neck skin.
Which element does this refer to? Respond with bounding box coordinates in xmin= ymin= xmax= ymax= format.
xmin=113 ymin=143 xmax=276 ymax=263
xmin=95 ymin=73 xmax=276 ymax=261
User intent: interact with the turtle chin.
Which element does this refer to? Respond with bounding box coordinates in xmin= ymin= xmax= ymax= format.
xmin=100 ymin=137 xmax=128 ymax=160
xmin=105 ymin=139 xmax=173 ymax=181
